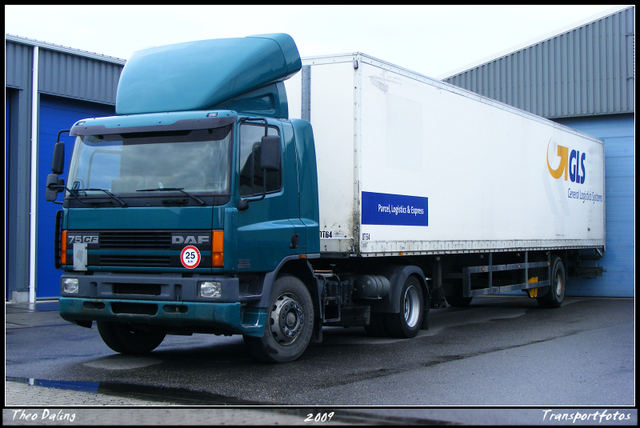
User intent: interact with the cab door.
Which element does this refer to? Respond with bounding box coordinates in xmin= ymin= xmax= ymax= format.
xmin=233 ymin=120 xmax=301 ymax=273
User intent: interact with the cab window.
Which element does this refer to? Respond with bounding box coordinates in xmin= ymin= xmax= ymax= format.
xmin=239 ymin=124 xmax=281 ymax=197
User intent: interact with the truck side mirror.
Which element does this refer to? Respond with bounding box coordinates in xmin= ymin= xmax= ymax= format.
xmin=238 ymin=135 xmax=282 ymax=211
xmin=51 ymin=141 xmax=65 ymax=175
xmin=258 ymin=135 xmax=281 ymax=172
xmin=45 ymin=173 xmax=65 ymax=202
xmin=46 ymin=137 xmax=67 ymax=203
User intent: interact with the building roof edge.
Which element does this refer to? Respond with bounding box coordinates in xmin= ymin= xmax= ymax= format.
xmin=438 ymin=5 xmax=633 ymax=80
xmin=6 ymin=34 xmax=126 ymax=65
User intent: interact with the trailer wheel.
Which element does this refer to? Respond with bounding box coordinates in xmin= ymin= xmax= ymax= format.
xmin=385 ymin=275 xmax=424 ymax=338
xmin=537 ymin=256 xmax=566 ymax=308
xmin=97 ymin=321 xmax=166 ymax=354
xmin=244 ymin=275 xmax=314 ymax=363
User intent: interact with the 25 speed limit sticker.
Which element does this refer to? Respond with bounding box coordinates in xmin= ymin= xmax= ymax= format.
xmin=180 ymin=245 xmax=201 ymax=269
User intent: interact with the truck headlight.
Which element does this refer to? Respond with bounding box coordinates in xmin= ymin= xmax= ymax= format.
xmin=61 ymin=278 xmax=80 ymax=294
xmin=199 ymin=281 xmax=222 ymax=299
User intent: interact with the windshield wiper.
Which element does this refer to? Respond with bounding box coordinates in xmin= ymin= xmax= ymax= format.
xmin=136 ymin=188 xmax=206 ymax=206
xmin=74 ymin=188 xmax=128 ymax=207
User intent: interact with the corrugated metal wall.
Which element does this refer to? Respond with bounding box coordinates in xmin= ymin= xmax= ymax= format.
xmin=5 ymin=40 xmax=35 ymax=301
xmin=444 ymin=6 xmax=635 ymax=119
xmin=6 ymin=36 xmax=124 ymax=104
xmin=6 ymin=40 xmax=33 ymax=90
xmin=38 ymin=48 xmax=122 ymax=104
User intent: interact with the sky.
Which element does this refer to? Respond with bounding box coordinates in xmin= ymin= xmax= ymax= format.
xmin=5 ymin=5 xmax=630 ymax=79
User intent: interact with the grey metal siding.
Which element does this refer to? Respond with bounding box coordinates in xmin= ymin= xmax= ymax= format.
xmin=6 ymin=37 xmax=124 ymax=104
xmin=38 ymin=48 xmax=122 ymax=105
xmin=5 ymin=41 xmax=34 ymax=300
xmin=444 ymin=6 xmax=635 ymax=119
xmin=6 ymin=40 xmax=32 ymax=90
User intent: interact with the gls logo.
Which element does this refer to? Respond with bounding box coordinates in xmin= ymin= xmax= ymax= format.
xmin=546 ymin=138 xmax=586 ymax=184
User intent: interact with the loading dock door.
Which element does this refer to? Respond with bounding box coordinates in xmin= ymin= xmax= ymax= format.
xmin=37 ymin=95 xmax=115 ymax=298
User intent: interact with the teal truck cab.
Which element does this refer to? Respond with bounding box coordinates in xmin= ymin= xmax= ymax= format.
xmin=46 ymin=34 xmax=327 ymax=363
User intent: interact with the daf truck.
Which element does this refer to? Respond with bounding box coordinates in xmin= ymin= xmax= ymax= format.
xmin=45 ymin=33 xmax=605 ymax=363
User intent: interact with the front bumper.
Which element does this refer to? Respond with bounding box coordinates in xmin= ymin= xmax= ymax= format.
xmin=59 ymin=297 xmax=267 ymax=337
xmin=58 ymin=272 xmax=267 ymax=337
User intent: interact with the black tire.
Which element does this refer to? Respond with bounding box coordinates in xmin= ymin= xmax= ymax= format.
xmin=384 ymin=275 xmax=424 ymax=338
xmin=97 ymin=321 xmax=166 ymax=354
xmin=537 ymin=255 xmax=566 ymax=308
xmin=244 ymin=275 xmax=314 ymax=363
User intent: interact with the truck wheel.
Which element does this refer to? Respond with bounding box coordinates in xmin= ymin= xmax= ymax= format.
xmin=97 ymin=321 xmax=166 ymax=354
xmin=244 ymin=275 xmax=314 ymax=363
xmin=385 ymin=275 xmax=424 ymax=338
xmin=537 ymin=255 xmax=566 ymax=308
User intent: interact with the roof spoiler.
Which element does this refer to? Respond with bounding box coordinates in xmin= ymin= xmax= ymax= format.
xmin=116 ymin=33 xmax=302 ymax=118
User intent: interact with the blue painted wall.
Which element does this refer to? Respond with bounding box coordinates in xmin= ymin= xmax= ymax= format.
xmin=555 ymin=114 xmax=634 ymax=297
xmin=37 ymin=95 xmax=115 ymax=298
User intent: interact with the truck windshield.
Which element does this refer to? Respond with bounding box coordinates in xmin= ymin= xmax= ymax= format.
xmin=66 ymin=126 xmax=232 ymax=199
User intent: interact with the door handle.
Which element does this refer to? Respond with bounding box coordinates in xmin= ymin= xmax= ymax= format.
xmin=290 ymin=233 xmax=300 ymax=249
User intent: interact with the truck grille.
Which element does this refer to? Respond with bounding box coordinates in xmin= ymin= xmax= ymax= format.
xmin=67 ymin=230 xmax=211 ymax=269
xmin=100 ymin=255 xmax=172 ymax=267
xmin=99 ymin=231 xmax=172 ymax=249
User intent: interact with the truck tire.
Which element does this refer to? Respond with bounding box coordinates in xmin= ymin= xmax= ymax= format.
xmin=97 ymin=321 xmax=166 ymax=354
xmin=384 ymin=275 xmax=424 ymax=338
xmin=244 ymin=275 xmax=314 ymax=363
xmin=537 ymin=255 xmax=566 ymax=308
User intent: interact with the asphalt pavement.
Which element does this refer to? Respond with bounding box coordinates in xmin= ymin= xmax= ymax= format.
xmin=4 ymin=300 xmax=637 ymax=426
xmin=5 ymin=302 xmax=321 ymax=425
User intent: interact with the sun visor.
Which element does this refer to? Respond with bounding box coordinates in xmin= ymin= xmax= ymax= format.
xmin=116 ymin=33 xmax=302 ymax=117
